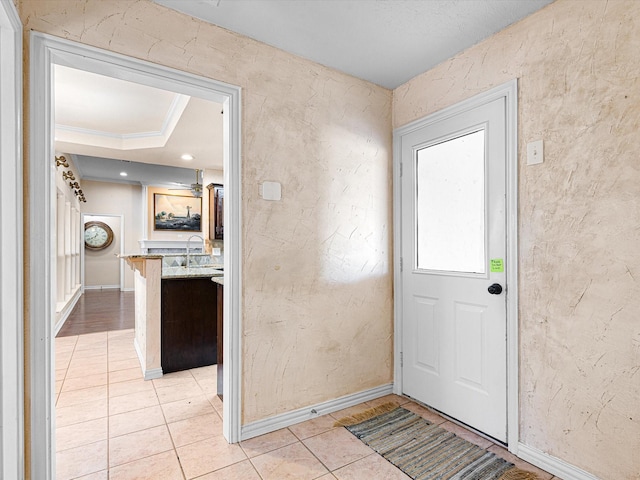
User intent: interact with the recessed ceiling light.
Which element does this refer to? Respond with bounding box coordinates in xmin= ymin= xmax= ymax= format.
xmin=181 ymin=153 xmax=194 ymax=161
xmin=120 ymin=171 xmax=128 ymax=177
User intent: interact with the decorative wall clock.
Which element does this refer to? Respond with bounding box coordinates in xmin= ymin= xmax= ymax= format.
xmin=84 ymin=221 xmax=114 ymax=250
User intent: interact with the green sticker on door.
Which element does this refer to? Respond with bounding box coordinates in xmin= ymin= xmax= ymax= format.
xmin=490 ymin=259 xmax=504 ymax=272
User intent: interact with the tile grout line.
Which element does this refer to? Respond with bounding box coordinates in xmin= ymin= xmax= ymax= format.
xmin=106 ymin=329 xmax=111 ymax=478
xmin=245 ymin=453 xmax=267 ymax=480
xmin=300 ymin=434 xmax=331 ymax=476
xmin=155 ymin=369 xmax=189 ymax=480
xmin=107 ymin=332 xmax=111 ymax=477
xmin=55 ymin=335 xmax=79 ymax=406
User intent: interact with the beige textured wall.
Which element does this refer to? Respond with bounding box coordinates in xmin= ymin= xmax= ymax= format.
xmin=394 ymin=1 xmax=640 ymax=478
xmin=19 ymin=0 xmax=393 ymax=427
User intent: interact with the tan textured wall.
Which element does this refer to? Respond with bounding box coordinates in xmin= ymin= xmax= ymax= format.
xmin=394 ymin=1 xmax=640 ymax=478
xmin=19 ymin=0 xmax=393 ymax=427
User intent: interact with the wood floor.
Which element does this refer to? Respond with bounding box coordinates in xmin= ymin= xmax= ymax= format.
xmin=56 ymin=290 xmax=134 ymax=337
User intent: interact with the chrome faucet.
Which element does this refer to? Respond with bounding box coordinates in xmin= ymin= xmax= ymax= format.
xmin=186 ymin=234 xmax=204 ymax=267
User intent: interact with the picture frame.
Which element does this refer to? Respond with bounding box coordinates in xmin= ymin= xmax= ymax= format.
xmin=153 ymin=193 xmax=202 ymax=232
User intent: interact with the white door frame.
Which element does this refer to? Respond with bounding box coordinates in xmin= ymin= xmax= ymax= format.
xmin=81 ymin=213 xmax=125 ymax=291
xmin=29 ymin=32 xmax=242 ymax=480
xmin=393 ymin=80 xmax=519 ymax=452
xmin=0 ymin=0 xmax=24 ymax=478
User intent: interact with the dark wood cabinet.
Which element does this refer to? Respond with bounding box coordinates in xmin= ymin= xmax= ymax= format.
xmin=161 ymin=277 xmax=217 ymax=374
xmin=216 ymin=283 xmax=223 ymax=399
xmin=207 ymin=183 xmax=224 ymax=241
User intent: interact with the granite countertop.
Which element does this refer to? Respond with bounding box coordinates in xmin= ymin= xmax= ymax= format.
xmin=211 ymin=276 xmax=224 ymax=286
xmin=162 ymin=266 xmax=224 ymax=279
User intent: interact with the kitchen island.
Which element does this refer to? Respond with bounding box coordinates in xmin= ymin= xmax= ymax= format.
xmin=211 ymin=276 xmax=223 ymax=399
xmin=122 ymin=254 xmax=222 ymax=379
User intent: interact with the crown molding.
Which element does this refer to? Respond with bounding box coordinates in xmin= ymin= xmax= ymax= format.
xmin=54 ymin=93 xmax=190 ymax=150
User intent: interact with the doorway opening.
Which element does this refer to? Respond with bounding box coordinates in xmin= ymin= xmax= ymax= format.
xmin=29 ymin=32 xmax=242 ymax=479
xmin=80 ymin=214 xmax=124 ymax=294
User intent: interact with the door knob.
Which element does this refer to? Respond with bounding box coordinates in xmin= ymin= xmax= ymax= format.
xmin=488 ymin=283 xmax=503 ymax=295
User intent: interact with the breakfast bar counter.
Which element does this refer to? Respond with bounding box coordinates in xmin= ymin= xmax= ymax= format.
xmin=121 ymin=254 xmax=223 ymax=379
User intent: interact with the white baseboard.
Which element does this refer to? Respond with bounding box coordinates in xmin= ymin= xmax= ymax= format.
xmin=143 ymin=368 xmax=163 ymax=380
xmin=121 ymin=287 xmax=134 ymax=292
xmin=133 ymin=338 xmax=163 ymax=380
xmin=84 ymin=285 xmax=120 ymax=290
xmin=517 ymin=443 xmax=600 ymax=480
xmin=54 ymin=288 xmax=82 ymax=335
xmin=240 ymin=383 xmax=394 ymax=441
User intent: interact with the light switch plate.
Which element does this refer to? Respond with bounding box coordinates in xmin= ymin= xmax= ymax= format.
xmin=527 ymin=139 xmax=544 ymax=165
xmin=261 ymin=181 xmax=281 ymax=201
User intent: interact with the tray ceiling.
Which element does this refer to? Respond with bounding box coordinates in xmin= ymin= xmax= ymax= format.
xmin=54 ymin=65 xmax=224 ymax=184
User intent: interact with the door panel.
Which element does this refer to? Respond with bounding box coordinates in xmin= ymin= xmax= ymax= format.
xmin=454 ymin=302 xmax=486 ymax=389
xmin=413 ymin=295 xmax=439 ymax=373
xmin=401 ymin=96 xmax=507 ymax=441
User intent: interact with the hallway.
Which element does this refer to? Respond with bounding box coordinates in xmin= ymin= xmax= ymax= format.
xmin=57 ymin=290 xmax=134 ymax=337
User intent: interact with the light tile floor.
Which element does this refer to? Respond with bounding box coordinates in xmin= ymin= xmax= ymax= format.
xmin=55 ymin=330 xmax=556 ymax=480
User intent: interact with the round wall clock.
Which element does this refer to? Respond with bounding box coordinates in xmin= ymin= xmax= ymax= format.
xmin=84 ymin=221 xmax=114 ymax=250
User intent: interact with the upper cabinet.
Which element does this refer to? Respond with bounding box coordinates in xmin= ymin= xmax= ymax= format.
xmin=207 ymin=183 xmax=224 ymax=240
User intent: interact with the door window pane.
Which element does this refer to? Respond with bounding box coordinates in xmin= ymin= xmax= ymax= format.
xmin=416 ymin=130 xmax=485 ymax=273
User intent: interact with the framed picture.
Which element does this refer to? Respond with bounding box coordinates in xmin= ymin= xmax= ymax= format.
xmin=153 ymin=193 xmax=202 ymax=231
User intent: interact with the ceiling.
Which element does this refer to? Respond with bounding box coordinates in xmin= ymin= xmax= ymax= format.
xmin=154 ymin=0 xmax=554 ymax=89
xmin=58 ymin=1 xmax=555 ymax=185
xmin=54 ymin=65 xmax=224 ymax=186
xmin=73 ymin=155 xmax=203 ymax=189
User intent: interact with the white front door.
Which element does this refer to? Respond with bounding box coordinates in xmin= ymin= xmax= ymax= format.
xmin=400 ymin=95 xmax=508 ymax=442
